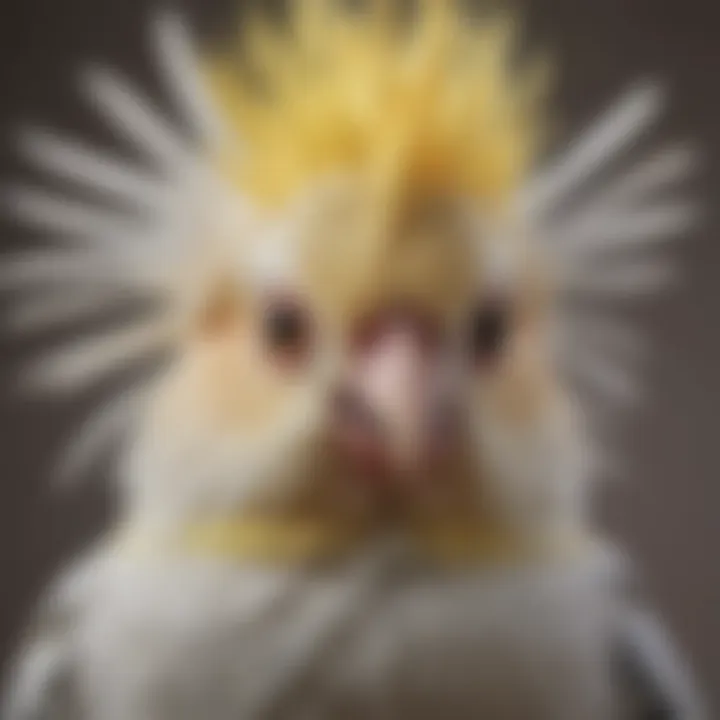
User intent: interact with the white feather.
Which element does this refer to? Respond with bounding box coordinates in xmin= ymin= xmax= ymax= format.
xmin=527 ymin=84 xmax=696 ymax=431
xmin=19 ymin=129 xmax=174 ymax=211
xmin=560 ymin=260 xmax=676 ymax=299
xmin=573 ymin=145 xmax=696 ymax=211
xmin=153 ymin=11 xmax=227 ymax=146
xmin=559 ymin=316 xmax=644 ymax=364
xmin=58 ymin=380 xmax=151 ymax=484
xmin=519 ymin=84 xmax=664 ymax=219
xmin=559 ymin=340 xmax=641 ymax=407
xmin=3 ymin=187 xmax=155 ymax=251
xmin=0 ymin=251 xmax=160 ymax=291
xmin=548 ymin=202 xmax=695 ymax=256
xmin=3 ymin=542 xmax=626 ymax=720
xmin=24 ymin=320 xmax=171 ymax=394
xmin=6 ymin=288 xmax=150 ymax=332
xmin=82 ymin=68 xmax=195 ymax=171
xmin=0 ymin=12 xmax=254 ymax=508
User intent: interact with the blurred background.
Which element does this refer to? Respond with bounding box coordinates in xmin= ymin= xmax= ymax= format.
xmin=0 ymin=0 xmax=718 ymax=715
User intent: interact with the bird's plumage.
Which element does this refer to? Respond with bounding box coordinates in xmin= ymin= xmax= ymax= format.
xmin=4 ymin=539 xmax=705 ymax=720
xmin=1 ymin=2 xmax=705 ymax=718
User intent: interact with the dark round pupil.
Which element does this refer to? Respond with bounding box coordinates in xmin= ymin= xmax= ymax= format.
xmin=265 ymin=304 xmax=307 ymax=351
xmin=470 ymin=302 xmax=508 ymax=362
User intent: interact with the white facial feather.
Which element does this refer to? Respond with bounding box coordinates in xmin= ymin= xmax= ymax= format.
xmin=517 ymin=83 xmax=666 ymax=220
xmin=518 ymin=83 xmax=698 ymax=478
xmin=2 ymin=12 xmax=248 ymax=481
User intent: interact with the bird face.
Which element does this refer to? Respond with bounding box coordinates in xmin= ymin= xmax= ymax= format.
xmin=2 ymin=8 xmax=692 ymax=535
xmin=130 ymin=178 xmax=580 ymax=527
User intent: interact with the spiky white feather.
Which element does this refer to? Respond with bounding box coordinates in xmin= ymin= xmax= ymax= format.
xmin=57 ymin=379 xmax=153 ymax=485
xmin=81 ymin=67 xmax=196 ymax=172
xmin=24 ymin=320 xmax=172 ymax=394
xmin=3 ymin=186 xmax=157 ymax=250
xmin=0 ymin=250 xmax=160 ymax=290
xmin=152 ymin=11 xmax=228 ymax=147
xmin=548 ymin=203 xmax=695 ymax=256
xmin=1 ymin=12 xmax=244 ymax=483
xmin=518 ymin=83 xmax=666 ymax=220
xmin=520 ymin=80 xmax=697 ymax=482
xmin=18 ymin=129 xmax=174 ymax=211
xmin=5 ymin=288 xmax=147 ymax=333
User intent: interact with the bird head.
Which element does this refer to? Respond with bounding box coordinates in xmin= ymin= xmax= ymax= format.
xmin=3 ymin=0 xmax=695 ymax=543
xmin=121 ymin=1 xmax=579 ymax=530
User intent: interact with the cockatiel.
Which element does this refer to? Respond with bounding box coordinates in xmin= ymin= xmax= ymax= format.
xmin=1 ymin=1 xmax=707 ymax=718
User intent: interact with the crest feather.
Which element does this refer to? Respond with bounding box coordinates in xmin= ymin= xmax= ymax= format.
xmin=205 ymin=0 xmax=549 ymax=209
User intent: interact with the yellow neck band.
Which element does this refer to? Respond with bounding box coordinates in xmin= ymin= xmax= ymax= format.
xmin=118 ymin=515 xmax=600 ymax=569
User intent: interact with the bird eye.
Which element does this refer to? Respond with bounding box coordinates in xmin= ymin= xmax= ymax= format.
xmin=262 ymin=295 xmax=314 ymax=367
xmin=467 ymin=298 xmax=511 ymax=366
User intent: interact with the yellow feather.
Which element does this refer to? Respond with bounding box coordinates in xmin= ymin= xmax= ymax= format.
xmin=202 ymin=0 xmax=550 ymax=211
xmin=115 ymin=515 xmax=601 ymax=569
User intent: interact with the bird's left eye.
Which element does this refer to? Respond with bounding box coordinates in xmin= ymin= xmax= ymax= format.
xmin=262 ymin=295 xmax=315 ymax=368
xmin=467 ymin=297 xmax=511 ymax=367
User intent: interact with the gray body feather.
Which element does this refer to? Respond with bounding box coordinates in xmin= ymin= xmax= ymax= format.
xmin=3 ymin=540 xmax=706 ymax=720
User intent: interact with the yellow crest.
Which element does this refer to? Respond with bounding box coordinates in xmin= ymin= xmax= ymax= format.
xmin=205 ymin=0 xmax=550 ymax=211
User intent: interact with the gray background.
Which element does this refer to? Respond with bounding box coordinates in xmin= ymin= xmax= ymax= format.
xmin=0 ymin=0 xmax=718 ymax=716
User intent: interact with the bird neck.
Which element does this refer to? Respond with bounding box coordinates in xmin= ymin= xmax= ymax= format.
xmin=114 ymin=510 xmax=600 ymax=570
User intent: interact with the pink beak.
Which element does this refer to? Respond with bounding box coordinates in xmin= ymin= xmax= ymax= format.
xmin=332 ymin=314 xmax=458 ymax=482
xmin=357 ymin=326 xmax=430 ymax=475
